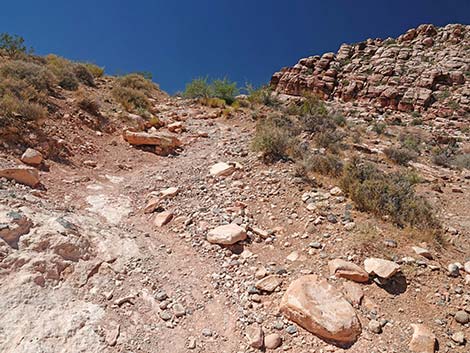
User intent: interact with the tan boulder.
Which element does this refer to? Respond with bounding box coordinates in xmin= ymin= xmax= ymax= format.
xmin=21 ymin=148 xmax=43 ymax=166
xmin=342 ymin=282 xmax=364 ymax=307
xmin=207 ymin=223 xmax=246 ymax=245
xmin=255 ymin=275 xmax=282 ymax=292
xmin=209 ymin=162 xmax=235 ymax=177
xmin=264 ymin=333 xmax=282 ymax=349
xmin=409 ymin=324 xmax=436 ymax=353
xmin=364 ymin=258 xmax=400 ymax=279
xmin=328 ymin=259 xmax=369 ymax=283
xmin=123 ymin=130 xmax=181 ymax=155
xmin=280 ymin=275 xmax=361 ymax=347
xmin=154 ymin=211 xmax=174 ymax=227
xmin=0 ymin=165 xmax=40 ymax=187
xmin=246 ymin=325 xmax=264 ymax=349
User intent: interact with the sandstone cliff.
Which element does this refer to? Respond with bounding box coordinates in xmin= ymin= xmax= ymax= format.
xmin=271 ymin=24 xmax=469 ymax=118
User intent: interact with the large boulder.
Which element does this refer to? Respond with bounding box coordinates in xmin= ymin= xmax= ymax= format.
xmin=123 ymin=130 xmax=181 ymax=155
xmin=0 ymin=165 xmax=40 ymax=187
xmin=280 ymin=275 xmax=361 ymax=347
xmin=207 ymin=224 xmax=246 ymax=245
xmin=21 ymin=148 xmax=43 ymax=166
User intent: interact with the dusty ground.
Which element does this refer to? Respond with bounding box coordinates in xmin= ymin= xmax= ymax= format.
xmin=0 ymin=95 xmax=469 ymax=353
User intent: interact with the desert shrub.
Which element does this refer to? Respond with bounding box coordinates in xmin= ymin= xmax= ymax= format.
xmin=399 ymin=132 xmax=422 ymax=152
xmin=112 ymin=86 xmax=150 ymax=112
xmin=372 ymin=122 xmax=386 ymax=135
xmin=384 ymin=147 xmax=418 ymax=165
xmin=116 ymin=73 xmax=158 ymax=94
xmin=288 ymin=93 xmax=328 ymax=117
xmin=0 ymin=33 xmax=29 ymax=57
xmin=314 ymin=130 xmax=345 ymax=152
xmin=300 ymin=153 xmax=344 ymax=177
xmin=83 ymin=63 xmax=104 ymax=78
xmin=0 ymin=94 xmax=46 ymax=124
xmin=78 ymin=97 xmax=101 ymax=116
xmin=199 ymin=97 xmax=226 ymax=108
xmin=451 ymin=153 xmax=470 ymax=170
xmin=212 ymin=78 xmax=239 ymax=105
xmin=58 ymin=70 xmax=79 ymax=90
xmin=183 ymin=77 xmax=211 ymax=99
xmin=246 ymin=84 xmax=279 ymax=107
xmin=0 ymin=60 xmax=55 ymax=92
xmin=73 ymin=64 xmax=95 ymax=87
xmin=251 ymin=115 xmax=300 ymax=162
xmin=46 ymin=54 xmax=79 ymax=90
xmin=183 ymin=77 xmax=239 ymax=104
xmin=0 ymin=77 xmax=45 ymax=103
xmin=340 ymin=159 xmax=439 ymax=230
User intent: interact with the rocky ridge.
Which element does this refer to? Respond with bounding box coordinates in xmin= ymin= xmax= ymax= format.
xmin=271 ymin=24 xmax=469 ymax=120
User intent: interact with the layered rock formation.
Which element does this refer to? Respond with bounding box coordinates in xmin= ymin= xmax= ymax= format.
xmin=271 ymin=24 xmax=469 ymax=117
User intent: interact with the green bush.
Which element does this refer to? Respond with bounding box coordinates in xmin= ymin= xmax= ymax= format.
xmin=246 ymin=84 xmax=279 ymax=107
xmin=340 ymin=159 xmax=439 ymax=230
xmin=251 ymin=115 xmax=300 ymax=162
xmin=116 ymin=73 xmax=158 ymax=94
xmin=0 ymin=33 xmax=30 ymax=56
xmin=212 ymin=78 xmax=239 ymax=105
xmin=183 ymin=77 xmax=212 ymax=99
xmin=183 ymin=77 xmax=239 ymax=104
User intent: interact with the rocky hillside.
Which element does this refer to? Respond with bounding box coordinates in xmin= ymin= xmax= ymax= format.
xmin=1 ymin=25 xmax=470 ymax=353
xmin=271 ymin=24 xmax=469 ymax=119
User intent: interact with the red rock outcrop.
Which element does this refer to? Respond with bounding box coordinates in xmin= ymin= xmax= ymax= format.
xmin=271 ymin=24 xmax=469 ymax=116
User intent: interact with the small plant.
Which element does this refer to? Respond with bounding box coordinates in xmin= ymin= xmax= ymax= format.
xmin=112 ymin=86 xmax=150 ymax=112
xmin=116 ymin=73 xmax=158 ymax=94
xmin=251 ymin=115 xmax=300 ymax=162
xmin=340 ymin=159 xmax=440 ymax=231
xmin=383 ymin=147 xmax=418 ymax=165
xmin=212 ymin=77 xmax=239 ymax=105
xmin=78 ymin=97 xmax=101 ymax=116
xmin=0 ymin=94 xmax=46 ymax=125
xmin=300 ymin=153 xmax=344 ymax=177
xmin=183 ymin=77 xmax=212 ymax=99
xmin=246 ymin=84 xmax=279 ymax=107
xmin=399 ymin=133 xmax=422 ymax=152
xmin=372 ymin=122 xmax=386 ymax=135
xmin=83 ymin=63 xmax=104 ymax=78
xmin=0 ymin=60 xmax=55 ymax=92
xmin=452 ymin=153 xmax=470 ymax=170
xmin=73 ymin=64 xmax=95 ymax=87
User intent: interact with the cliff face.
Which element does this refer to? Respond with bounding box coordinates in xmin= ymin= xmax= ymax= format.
xmin=271 ymin=24 xmax=469 ymax=118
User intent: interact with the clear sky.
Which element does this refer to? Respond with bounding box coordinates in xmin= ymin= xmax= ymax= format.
xmin=1 ymin=1 xmax=469 ymax=93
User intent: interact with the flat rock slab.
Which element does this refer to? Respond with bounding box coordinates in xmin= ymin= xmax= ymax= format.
xmin=210 ymin=162 xmax=235 ymax=177
xmin=0 ymin=166 xmax=40 ymax=187
xmin=409 ymin=324 xmax=436 ymax=353
xmin=328 ymin=259 xmax=369 ymax=283
xmin=280 ymin=275 xmax=361 ymax=347
xmin=207 ymin=223 xmax=246 ymax=245
xmin=255 ymin=275 xmax=282 ymax=292
xmin=123 ymin=131 xmax=181 ymax=155
xmin=364 ymin=258 xmax=401 ymax=279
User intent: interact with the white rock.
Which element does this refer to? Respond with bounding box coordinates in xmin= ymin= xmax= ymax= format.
xmin=209 ymin=162 xmax=235 ymax=177
xmin=207 ymin=223 xmax=246 ymax=245
xmin=364 ymin=258 xmax=400 ymax=279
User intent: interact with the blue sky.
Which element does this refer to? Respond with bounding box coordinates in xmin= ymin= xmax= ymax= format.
xmin=1 ymin=1 xmax=469 ymax=93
